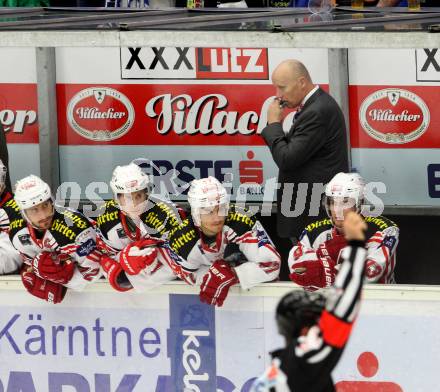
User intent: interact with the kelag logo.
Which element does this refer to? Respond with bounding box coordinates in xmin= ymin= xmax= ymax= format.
xmin=67 ymin=87 xmax=135 ymax=141
xmin=157 ymin=294 xmax=256 ymax=392
xmin=359 ymin=88 xmax=430 ymax=144
xmin=120 ymin=47 xmax=268 ymax=80
xmin=157 ymin=295 xmax=216 ymax=391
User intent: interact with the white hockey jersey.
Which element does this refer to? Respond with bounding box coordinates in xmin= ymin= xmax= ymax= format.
xmin=0 ymin=192 xmax=25 ymax=274
xmin=165 ymin=205 xmax=281 ymax=290
xmin=9 ymin=205 xmax=101 ymax=291
xmin=288 ymin=215 xmax=399 ymax=285
xmin=95 ymin=198 xmax=184 ymax=291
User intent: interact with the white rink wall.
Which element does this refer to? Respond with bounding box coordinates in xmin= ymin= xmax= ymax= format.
xmin=0 ymin=278 xmax=437 ymax=391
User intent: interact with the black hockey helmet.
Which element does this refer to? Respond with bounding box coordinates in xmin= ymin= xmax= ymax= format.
xmin=276 ymin=290 xmax=325 ymax=341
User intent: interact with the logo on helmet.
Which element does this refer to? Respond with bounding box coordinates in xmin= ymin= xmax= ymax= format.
xmin=359 ymin=88 xmax=430 ymax=144
xmin=125 ymin=180 xmax=138 ymax=188
xmin=67 ymin=87 xmax=135 ymax=141
xmin=20 ymin=180 xmax=37 ymax=191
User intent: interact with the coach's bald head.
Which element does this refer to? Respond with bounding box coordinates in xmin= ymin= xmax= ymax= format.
xmin=272 ymin=60 xmax=314 ymax=108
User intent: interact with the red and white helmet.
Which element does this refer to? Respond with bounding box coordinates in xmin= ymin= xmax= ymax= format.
xmin=110 ymin=163 xmax=151 ymax=196
xmin=15 ymin=175 xmax=53 ymax=211
xmin=110 ymin=163 xmax=151 ymax=217
xmin=187 ymin=176 xmax=229 ymax=226
xmin=324 ymin=172 xmax=365 ymax=219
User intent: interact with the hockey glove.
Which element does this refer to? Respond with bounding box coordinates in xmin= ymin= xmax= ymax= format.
xmin=289 ymin=252 xmax=336 ymax=289
xmin=119 ymin=238 xmax=161 ymax=275
xmin=100 ymin=255 xmax=131 ymax=292
xmin=199 ymin=260 xmax=238 ymax=307
xmin=21 ymin=266 xmax=66 ymax=304
xmin=32 ymin=252 xmax=75 ymax=285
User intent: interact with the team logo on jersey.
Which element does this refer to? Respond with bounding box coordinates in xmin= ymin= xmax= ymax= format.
xmin=67 ymin=87 xmax=135 ymax=141
xmin=18 ymin=234 xmax=32 ymax=245
xmin=359 ymin=88 xmax=430 ymax=144
xmin=116 ymin=228 xmax=127 ymax=239
xmin=76 ymin=238 xmax=95 ymax=257
xmin=365 ymin=260 xmax=383 ymax=279
xmin=382 ymin=234 xmax=397 ymax=251
xmin=256 ymin=228 xmax=270 ymax=248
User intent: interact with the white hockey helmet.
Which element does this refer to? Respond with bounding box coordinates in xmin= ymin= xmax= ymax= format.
xmin=187 ymin=176 xmax=229 ymax=226
xmin=324 ymin=172 xmax=365 ymax=220
xmin=110 ymin=163 xmax=151 ymax=196
xmin=15 ymin=175 xmax=53 ymax=211
xmin=110 ymin=163 xmax=151 ymax=217
xmin=0 ymin=160 xmax=7 ymax=194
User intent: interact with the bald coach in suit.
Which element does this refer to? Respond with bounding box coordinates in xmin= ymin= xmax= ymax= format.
xmin=261 ymin=60 xmax=349 ymax=241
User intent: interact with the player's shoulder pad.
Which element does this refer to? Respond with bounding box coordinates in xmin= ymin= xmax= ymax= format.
xmin=9 ymin=214 xmax=27 ymax=237
xmin=2 ymin=195 xmax=22 ymax=220
xmin=167 ymin=216 xmax=199 ymax=259
xmin=95 ymin=200 xmax=121 ymax=234
xmin=364 ymin=215 xmax=398 ymax=238
xmin=142 ymin=197 xmax=183 ymax=232
xmin=49 ymin=207 xmax=93 ymax=244
xmin=302 ymin=218 xmax=333 ymax=242
xmin=58 ymin=207 xmax=91 ymax=231
xmin=225 ymin=204 xmax=257 ymax=236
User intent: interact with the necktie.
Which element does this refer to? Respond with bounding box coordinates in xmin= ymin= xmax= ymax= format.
xmin=293 ymin=104 xmax=304 ymax=124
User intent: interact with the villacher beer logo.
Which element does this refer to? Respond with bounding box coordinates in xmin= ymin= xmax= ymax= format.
xmin=67 ymin=87 xmax=135 ymax=141
xmin=359 ymin=88 xmax=430 ymax=144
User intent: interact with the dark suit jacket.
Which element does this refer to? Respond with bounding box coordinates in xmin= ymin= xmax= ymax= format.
xmin=262 ymin=88 xmax=349 ymax=238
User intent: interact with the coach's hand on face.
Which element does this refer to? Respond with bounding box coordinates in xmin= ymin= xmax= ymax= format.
xmin=267 ymin=97 xmax=285 ymax=125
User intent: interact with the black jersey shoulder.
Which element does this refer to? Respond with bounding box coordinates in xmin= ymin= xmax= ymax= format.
xmin=95 ymin=200 xmax=121 ymax=237
xmin=167 ymin=216 xmax=199 ymax=259
xmin=225 ymin=204 xmax=257 ymax=236
xmin=49 ymin=207 xmax=92 ymax=245
xmin=300 ymin=218 xmax=333 ymax=244
xmin=141 ymin=197 xmax=183 ymax=237
xmin=1 ymin=194 xmax=22 ymax=222
xmin=9 ymin=214 xmax=27 ymax=239
xmin=364 ymin=215 xmax=398 ymax=238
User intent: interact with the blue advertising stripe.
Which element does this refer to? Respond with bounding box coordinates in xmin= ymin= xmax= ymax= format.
xmin=156 ymin=294 xmax=216 ymax=392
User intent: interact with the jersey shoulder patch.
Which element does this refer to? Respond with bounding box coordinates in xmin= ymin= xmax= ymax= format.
xmin=225 ymin=205 xmax=257 ymax=236
xmin=9 ymin=215 xmax=27 ymax=239
xmin=49 ymin=208 xmax=92 ymax=244
xmin=2 ymin=196 xmax=22 ymax=222
xmin=95 ymin=201 xmax=121 ymax=235
xmin=303 ymin=218 xmax=333 ymax=243
xmin=167 ymin=217 xmax=199 ymax=259
xmin=141 ymin=198 xmax=183 ymax=236
xmin=364 ymin=215 xmax=398 ymax=238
